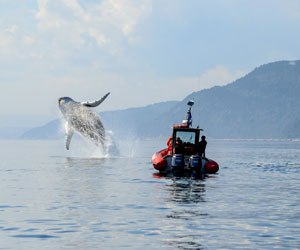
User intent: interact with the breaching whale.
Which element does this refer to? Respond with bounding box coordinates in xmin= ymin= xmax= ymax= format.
xmin=58 ymin=92 xmax=110 ymax=150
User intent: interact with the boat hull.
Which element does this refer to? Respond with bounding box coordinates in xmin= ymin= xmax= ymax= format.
xmin=152 ymin=148 xmax=219 ymax=174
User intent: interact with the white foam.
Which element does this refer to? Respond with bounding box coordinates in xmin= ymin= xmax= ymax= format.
xmin=289 ymin=61 xmax=296 ymax=66
xmin=58 ymin=112 xmax=120 ymax=158
xmin=63 ymin=131 xmax=120 ymax=158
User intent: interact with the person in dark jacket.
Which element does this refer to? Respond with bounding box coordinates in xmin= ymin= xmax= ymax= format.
xmin=198 ymin=135 xmax=207 ymax=156
xmin=175 ymin=137 xmax=183 ymax=154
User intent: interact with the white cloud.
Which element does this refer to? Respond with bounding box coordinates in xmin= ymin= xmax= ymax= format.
xmin=0 ymin=33 xmax=13 ymax=48
xmin=4 ymin=24 xmax=19 ymax=33
xmin=148 ymin=66 xmax=248 ymax=103
xmin=35 ymin=0 xmax=152 ymax=49
xmin=100 ymin=0 xmax=152 ymax=36
xmin=23 ymin=36 xmax=35 ymax=45
xmin=197 ymin=66 xmax=246 ymax=89
xmin=0 ymin=30 xmax=15 ymax=55
xmin=1 ymin=0 xmax=300 ymax=119
xmin=0 ymin=25 xmax=18 ymax=50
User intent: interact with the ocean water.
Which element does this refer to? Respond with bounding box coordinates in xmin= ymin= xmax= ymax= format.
xmin=0 ymin=138 xmax=299 ymax=249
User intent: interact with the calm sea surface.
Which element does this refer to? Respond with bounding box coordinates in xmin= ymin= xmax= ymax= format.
xmin=0 ymin=138 xmax=299 ymax=249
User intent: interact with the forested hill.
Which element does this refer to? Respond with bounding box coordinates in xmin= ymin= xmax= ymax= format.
xmin=22 ymin=60 xmax=300 ymax=139
xmin=148 ymin=60 xmax=300 ymax=138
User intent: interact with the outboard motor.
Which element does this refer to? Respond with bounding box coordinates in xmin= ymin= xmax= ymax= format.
xmin=189 ymin=155 xmax=201 ymax=169
xmin=172 ymin=154 xmax=185 ymax=173
xmin=189 ymin=155 xmax=205 ymax=178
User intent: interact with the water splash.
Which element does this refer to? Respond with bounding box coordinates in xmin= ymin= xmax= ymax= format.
xmin=65 ymin=131 xmax=119 ymax=158
xmin=58 ymin=114 xmax=119 ymax=158
xmin=58 ymin=110 xmax=143 ymax=159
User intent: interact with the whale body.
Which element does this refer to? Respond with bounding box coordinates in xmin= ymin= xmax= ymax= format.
xmin=58 ymin=93 xmax=110 ymax=150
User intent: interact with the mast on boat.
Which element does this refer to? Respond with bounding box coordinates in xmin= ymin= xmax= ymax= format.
xmin=182 ymin=100 xmax=194 ymax=128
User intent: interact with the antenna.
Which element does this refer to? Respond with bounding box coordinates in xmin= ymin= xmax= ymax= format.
xmin=197 ymin=96 xmax=200 ymax=128
xmin=182 ymin=100 xmax=194 ymax=127
xmin=187 ymin=100 xmax=194 ymax=107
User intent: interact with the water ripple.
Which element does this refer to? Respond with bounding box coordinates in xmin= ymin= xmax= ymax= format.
xmin=0 ymin=139 xmax=299 ymax=249
xmin=11 ymin=234 xmax=59 ymax=239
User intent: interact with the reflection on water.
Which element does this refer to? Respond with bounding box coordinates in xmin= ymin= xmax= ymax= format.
xmin=163 ymin=179 xmax=206 ymax=249
xmin=165 ymin=179 xmax=206 ymax=204
xmin=153 ymin=177 xmax=207 ymax=249
xmin=65 ymin=157 xmax=107 ymax=168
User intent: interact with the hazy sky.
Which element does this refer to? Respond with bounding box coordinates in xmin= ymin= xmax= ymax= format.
xmin=1 ymin=0 xmax=300 ymax=118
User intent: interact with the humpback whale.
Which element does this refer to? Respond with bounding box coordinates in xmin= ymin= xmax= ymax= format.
xmin=58 ymin=92 xmax=110 ymax=150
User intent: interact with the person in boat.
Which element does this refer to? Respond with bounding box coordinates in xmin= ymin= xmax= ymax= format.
xmin=175 ymin=137 xmax=183 ymax=154
xmin=167 ymin=137 xmax=172 ymax=153
xmin=198 ymin=135 xmax=207 ymax=157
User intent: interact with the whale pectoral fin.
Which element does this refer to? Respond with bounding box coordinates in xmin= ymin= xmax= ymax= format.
xmin=81 ymin=92 xmax=110 ymax=107
xmin=65 ymin=122 xmax=74 ymax=150
xmin=66 ymin=131 xmax=74 ymax=150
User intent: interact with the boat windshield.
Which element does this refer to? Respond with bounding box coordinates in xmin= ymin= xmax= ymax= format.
xmin=175 ymin=131 xmax=196 ymax=145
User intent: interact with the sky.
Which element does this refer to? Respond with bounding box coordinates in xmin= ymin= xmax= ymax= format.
xmin=1 ymin=0 xmax=300 ymax=120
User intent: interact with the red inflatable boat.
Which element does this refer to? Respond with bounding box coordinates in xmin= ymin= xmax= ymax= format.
xmin=151 ymin=100 xmax=219 ymax=175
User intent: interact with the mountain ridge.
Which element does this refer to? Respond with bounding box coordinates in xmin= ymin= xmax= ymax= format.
xmin=21 ymin=60 xmax=300 ymax=139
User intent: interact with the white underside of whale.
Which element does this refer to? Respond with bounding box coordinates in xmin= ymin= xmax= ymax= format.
xmin=65 ymin=121 xmax=74 ymax=150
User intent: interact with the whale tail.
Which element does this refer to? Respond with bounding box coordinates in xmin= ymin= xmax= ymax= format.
xmin=81 ymin=92 xmax=110 ymax=107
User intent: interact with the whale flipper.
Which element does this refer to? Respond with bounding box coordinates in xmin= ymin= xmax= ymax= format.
xmin=81 ymin=92 xmax=110 ymax=107
xmin=65 ymin=121 xmax=74 ymax=150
